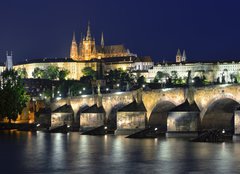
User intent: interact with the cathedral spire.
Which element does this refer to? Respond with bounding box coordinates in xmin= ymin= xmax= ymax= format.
xmin=182 ymin=50 xmax=187 ymax=62
xmin=177 ymin=48 xmax=181 ymax=56
xmin=101 ymin=32 xmax=104 ymax=48
xmin=86 ymin=21 xmax=91 ymax=40
xmin=70 ymin=32 xmax=78 ymax=60
xmin=72 ymin=32 xmax=76 ymax=42
xmin=176 ymin=48 xmax=182 ymax=63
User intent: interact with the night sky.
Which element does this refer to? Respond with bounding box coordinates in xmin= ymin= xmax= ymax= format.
xmin=0 ymin=0 xmax=240 ymax=63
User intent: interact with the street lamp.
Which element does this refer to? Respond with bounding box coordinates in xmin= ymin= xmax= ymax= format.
xmin=83 ymin=87 xmax=86 ymax=91
xmin=79 ymin=91 xmax=82 ymax=95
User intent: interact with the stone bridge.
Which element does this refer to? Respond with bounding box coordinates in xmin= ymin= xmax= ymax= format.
xmin=52 ymin=84 xmax=240 ymax=129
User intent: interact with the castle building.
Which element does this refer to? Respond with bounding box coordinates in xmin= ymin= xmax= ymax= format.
xmin=70 ymin=22 xmax=135 ymax=61
xmin=147 ymin=60 xmax=240 ymax=84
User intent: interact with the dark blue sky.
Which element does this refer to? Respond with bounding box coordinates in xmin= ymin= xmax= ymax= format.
xmin=0 ymin=0 xmax=240 ymax=63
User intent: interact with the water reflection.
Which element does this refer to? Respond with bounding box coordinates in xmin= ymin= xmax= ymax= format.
xmin=0 ymin=131 xmax=240 ymax=173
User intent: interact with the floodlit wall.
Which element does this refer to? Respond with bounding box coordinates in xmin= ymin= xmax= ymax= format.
xmin=14 ymin=61 xmax=98 ymax=80
xmin=80 ymin=113 xmax=105 ymax=130
xmin=51 ymin=113 xmax=73 ymax=127
xmin=117 ymin=112 xmax=146 ymax=129
xmin=234 ymin=111 xmax=240 ymax=134
xmin=167 ymin=112 xmax=199 ymax=132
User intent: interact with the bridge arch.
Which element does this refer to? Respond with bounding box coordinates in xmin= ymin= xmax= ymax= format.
xmin=148 ymin=100 xmax=177 ymax=131
xmin=201 ymin=94 xmax=239 ymax=130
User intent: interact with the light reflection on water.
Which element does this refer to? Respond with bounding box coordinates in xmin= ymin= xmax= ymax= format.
xmin=0 ymin=131 xmax=240 ymax=173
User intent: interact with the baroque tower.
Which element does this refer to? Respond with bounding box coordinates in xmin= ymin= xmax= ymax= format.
xmin=176 ymin=49 xmax=182 ymax=63
xmin=70 ymin=32 xmax=78 ymax=60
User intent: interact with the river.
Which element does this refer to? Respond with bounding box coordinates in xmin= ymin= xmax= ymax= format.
xmin=0 ymin=131 xmax=240 ymax=173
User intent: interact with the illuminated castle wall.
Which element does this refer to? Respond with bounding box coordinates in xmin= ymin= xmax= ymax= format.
xmin=14 ymin=58 xmax=98 ymax=80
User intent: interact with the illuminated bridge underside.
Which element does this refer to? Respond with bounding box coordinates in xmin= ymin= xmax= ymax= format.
xmin=201 ymin=98 xmax=239 ymax=130
xmin=149 ymin=101 xmax=176 ymax=130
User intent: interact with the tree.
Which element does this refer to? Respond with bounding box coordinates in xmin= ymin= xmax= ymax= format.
xmin=32 ymin=66 xmax=69 ymax=80
xmin=0 ymin=69 xmax=29 ymax=123
xmin=59 ymin=69 xmax=70 ymax=80
xmin=45 ymin=65 xmax=59 ymax=80
xmin=17 ymin=68 xmax=28 ymax=78
xmin=32 ymin=67 xmax=44 ymax=78
xmin=82 ymin=67 xmax=96 ymax=79
xmin=154 ymin=71 xmax=169 ymax=83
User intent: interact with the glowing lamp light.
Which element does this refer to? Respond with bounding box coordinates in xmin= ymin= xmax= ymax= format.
xmin=56 ymin=97 xmax=61 ymax=101
xmin=83 ymin=87 xmax=86 ymax=91
xmin=67 ymin=125 xmax=70 ymax=128
xmin=104 ymin=126 xmax=107 ymax=130
xmin=155 ymin=128 xmax=158 ymax=131
xmin=222 ymin=129 xmax=225 ymax=134
xmin=36 ymin=124 xmax=40 ymax=127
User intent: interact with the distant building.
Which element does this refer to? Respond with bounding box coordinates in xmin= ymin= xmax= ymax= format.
xmin=147 ymin=60 xmax=240 ymax=83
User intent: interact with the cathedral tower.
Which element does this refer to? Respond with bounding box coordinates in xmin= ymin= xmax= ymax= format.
xmin=182 ymin=50 xmax=187 ymax=62
xmin=80 ymin=22 xmax=97 ymax=60
xmin=176 ymin=49 xmax=182 ymax=63
xmin=70 ymin=32 xmax=79 ymax=60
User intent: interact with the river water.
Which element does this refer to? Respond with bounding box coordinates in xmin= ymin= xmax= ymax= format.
xmin=0 ymin=131 xmax=240 ymax=174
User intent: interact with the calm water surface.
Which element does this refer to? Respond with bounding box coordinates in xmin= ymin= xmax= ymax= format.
xmin=0 ymin=131 xmax=240 ymax=174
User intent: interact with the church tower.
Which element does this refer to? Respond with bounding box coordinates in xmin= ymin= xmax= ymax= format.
xmin=101 ymin=32 xmax=104 ymax=48
xmin=70 ymin=32 xmax=79 ymax=60
xmin=80 ymin=22 xmax=96 ymax=61
xmin=79 ymin=32 xmax=83 ymax=59
xmin=176 ymin=49 xmax=182 ymax=63
xmin=182 ymin=50 xmax=187 ymax=62
xmin=6 ymin=51 xmax=13 ymax=70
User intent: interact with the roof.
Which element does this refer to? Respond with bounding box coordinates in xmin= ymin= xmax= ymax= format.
xmin=37 ymin=107 xmax=52 ymax=114
xmin=102 ymin=56 xmax=137 ymax=63
xmin=156 ymin=60 xmax=240 ymax=66
xmin=15 ymin=57 xmax=99 ymax=65
xmin=139 ymin=56 xmax=153 ymax=62
xmin=96 ymin=45 xmax=128 ymax=54
xmin=118 ymin=100 xmax=147 ymax=112
xmin=82 ymin=104 xmax=105 ymax=113
xmin=53 ymin=104 xmax=74 ymax=113
xmin=170 ymin=100 xmax=200 ymax=112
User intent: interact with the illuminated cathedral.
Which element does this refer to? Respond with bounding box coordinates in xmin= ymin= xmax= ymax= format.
xmin=70 ymin=23 xmax=135 ymax=61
